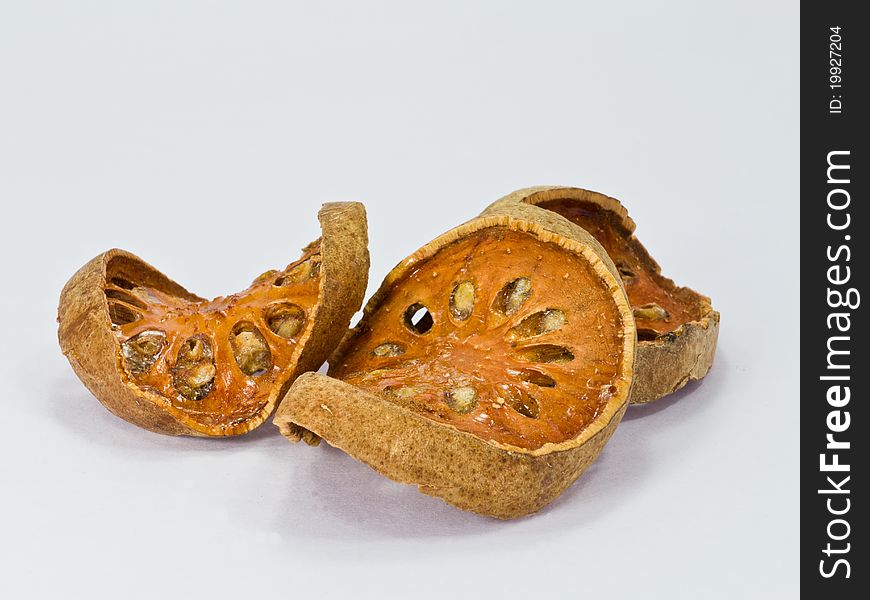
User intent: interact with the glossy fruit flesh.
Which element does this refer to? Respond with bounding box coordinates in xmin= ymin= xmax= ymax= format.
xmin=107 ymin=243 xmax=321 ymax=431
xmin=330 ymin=227 xmax=629 ymax=451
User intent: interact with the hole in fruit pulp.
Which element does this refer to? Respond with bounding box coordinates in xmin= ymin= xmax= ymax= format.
xmin=507 ymin=368 xmax=556 ymax=387
xmin=404 ymin=303 xmax=433 ymax=334
xmin=121 ymin=330 xmax=166 ymax=375
xmin=105 ymin=288 xmax=148 ymax=309
xmin=108 ymin=302 xmax=142 ymax=326
xmin=496 ymin=384 xmax=540 ymax=418
xmin=615 ymin=261 xmax=637 ymax=283
xmin=514 ymin=344 xmax=575 ymax=364
xmin=633 ymin=302 xmax=670 ymax=321
xmin=110 ymin=277 xmax=136 ymax=290
xmin=265 ymin=304 xmax=306 ymax=340
xmin=172 ymin=335 xmax=216 ymax=401
xmin=230 ymin=322 xmax=272 ymax=376
xmin=493 ymin=277 xmax=532 ymax=316
xmin=449 ymin=281 xmax=476 ymax=321
xmin=273 ymin=257 xmax=321 ymax=287
xmin=371 ymin=342 xmax=405 ymax=357
xmin=637 ymin=328 xmax=663 ymax=342
xmin=506 ymin=309 xmax=566 ymax=342
xmin=600 ymin=384 xmax=619 ymax=401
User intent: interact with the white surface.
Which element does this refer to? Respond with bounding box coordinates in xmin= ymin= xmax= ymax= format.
xmin=0 ymin=2 xmax=798 ymax=598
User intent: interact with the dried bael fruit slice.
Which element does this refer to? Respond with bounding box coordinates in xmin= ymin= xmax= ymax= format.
xmin=58 ymin=202 xmax=369 ymax=436
xmin=274 ymin=203 xmax=635 ymax=518
xmin=484 ymin=186 xmax=719 ymax=404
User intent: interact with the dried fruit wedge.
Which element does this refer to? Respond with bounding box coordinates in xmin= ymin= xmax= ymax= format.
xmin=58 ymin=202 xmax=369 ymax=436
xmin=484 ymin=186 xmax=719 ymax=404
xmin=274 ymin=202 xmax=635 ymax=518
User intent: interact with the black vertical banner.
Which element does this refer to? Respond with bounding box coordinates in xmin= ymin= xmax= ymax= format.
xmin=804 ymin=4 xmax=866 ymax=596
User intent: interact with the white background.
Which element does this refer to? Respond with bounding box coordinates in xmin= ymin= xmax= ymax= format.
xmin=0 ymin=2 xmax=798 ymax=598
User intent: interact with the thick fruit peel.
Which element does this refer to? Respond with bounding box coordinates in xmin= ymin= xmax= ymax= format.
xmin=58 ymin=202 xmax=369 ymax=436
xmin=274 ymin=202 xmax=635 ymax=518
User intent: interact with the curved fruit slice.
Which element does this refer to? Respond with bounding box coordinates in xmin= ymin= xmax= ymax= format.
xmin=58 ymin=202 xmax=369 ymax=436
xmin=484 ymin=186 xmax=719 ymax=404
xmin=274 ymin=202 xmax=635 ymax=518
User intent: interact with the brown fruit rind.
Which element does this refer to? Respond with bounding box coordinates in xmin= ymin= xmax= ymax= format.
xmin=483 ymin=186 xmax=719 ymax=404
xmin=275 ymin=372 xmax=626 ymax=519
xmin=274 ymin=203 xmax=635 ymax=518
xmin=58 ymin=202 xmax=369 ymax=436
